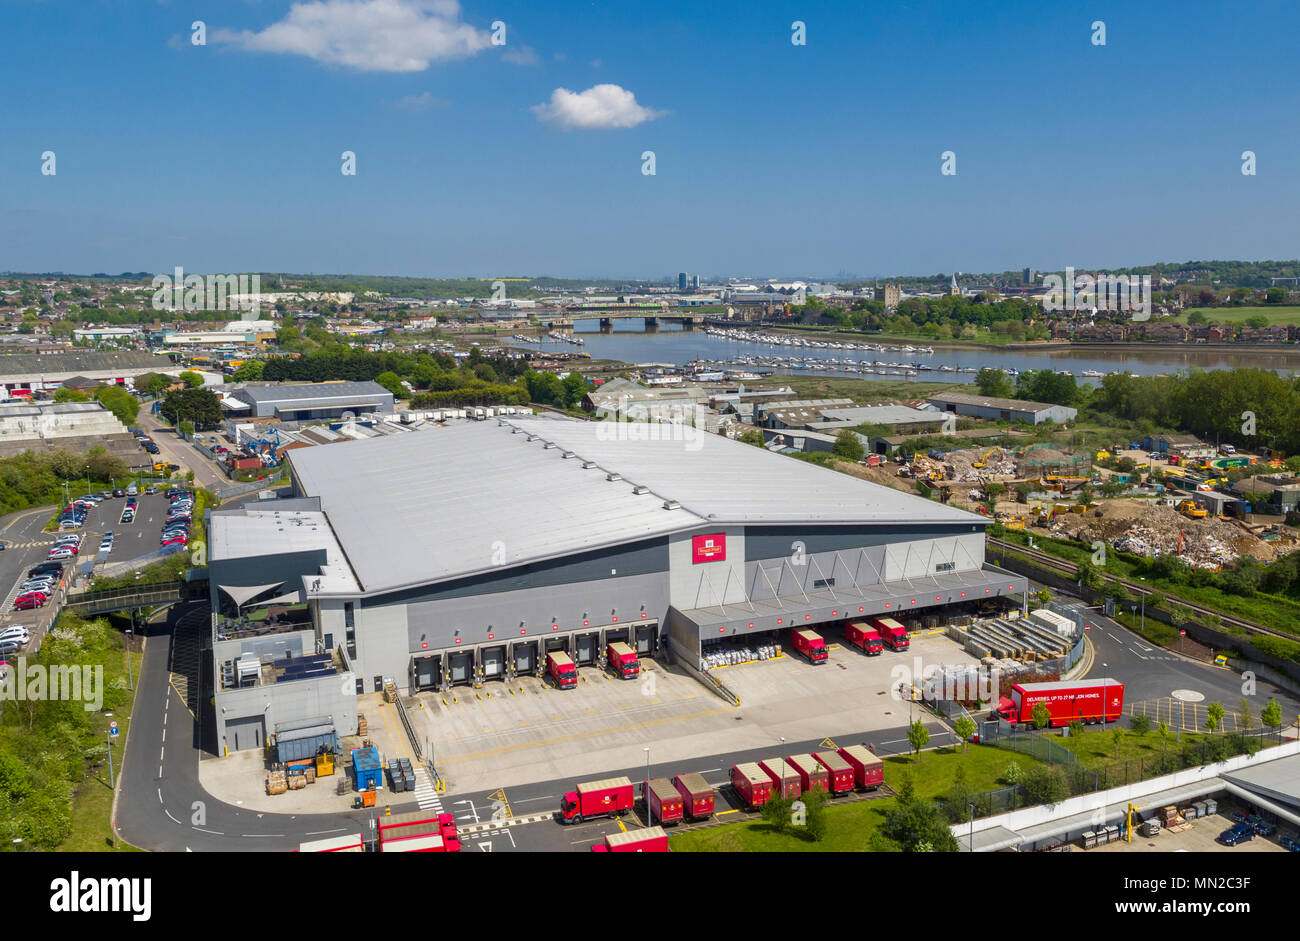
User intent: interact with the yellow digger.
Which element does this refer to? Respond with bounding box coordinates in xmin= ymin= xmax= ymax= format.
xmin=1177 ymin=499 xmax=1207 ymax=519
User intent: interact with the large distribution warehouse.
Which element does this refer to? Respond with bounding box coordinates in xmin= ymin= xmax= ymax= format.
xmin=207 ymin=415 xmax=1026 ymax=752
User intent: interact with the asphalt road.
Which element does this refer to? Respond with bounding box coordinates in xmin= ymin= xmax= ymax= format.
xmin=136 ymin=409 xmax=228 ymax=493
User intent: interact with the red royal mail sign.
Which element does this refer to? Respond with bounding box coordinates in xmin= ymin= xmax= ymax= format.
xmin=692 ymin=533 xmax=726 ymax=564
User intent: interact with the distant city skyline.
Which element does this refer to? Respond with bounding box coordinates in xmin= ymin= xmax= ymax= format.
xmin=3 ymin=0 xmax=1297 ymax=277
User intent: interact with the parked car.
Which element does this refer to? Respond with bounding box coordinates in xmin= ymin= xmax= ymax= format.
xmin=1219 ymin=823 xmax=1255 ymax=846
xmin=112 ymin=489 xmax=125 ymax=497
xmin=145 ymin=486 xmax=157 ymax=495
xmin=14 ymin=593 xmax=47 ymax=610
xmin=100 ymin=533 xmax=114 ymax=550
xmin=48 ymin=547 xmax=76 ymax=560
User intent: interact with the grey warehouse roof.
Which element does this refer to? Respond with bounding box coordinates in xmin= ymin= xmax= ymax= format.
xmin=0 ymin=350 xmax=169 ymax=380
xmin=927 ymin=391 xmax=1063 ymax=413
xmin=235 ymin=381 xmax=393 ymax=404
xmin=287 ymin=415 xmax=987 ymax=595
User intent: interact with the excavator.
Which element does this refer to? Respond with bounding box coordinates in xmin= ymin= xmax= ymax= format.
xmin=1177 ymin=499 xmax=1207 ymax=519
xmin=972 ymin=447 xmax=1002 ymax=470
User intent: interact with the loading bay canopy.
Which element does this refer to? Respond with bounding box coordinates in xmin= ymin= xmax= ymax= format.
xmin=676 ymin=564 xmax=1027 ymax=638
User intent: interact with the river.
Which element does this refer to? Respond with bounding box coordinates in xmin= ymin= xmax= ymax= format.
xmin=507 ymin=322 xmax=1300 ymax=385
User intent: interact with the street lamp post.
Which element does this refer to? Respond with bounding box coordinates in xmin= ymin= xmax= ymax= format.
xmin=1101 ymin=663 xmax=1108 ymax=726
xmin=969 ymin=802 xmax=976 ymax=853
xmin=643 ymin=746 xmax=650 ymax=820
xmin=779 ymin=736 xmax=787 ymax=800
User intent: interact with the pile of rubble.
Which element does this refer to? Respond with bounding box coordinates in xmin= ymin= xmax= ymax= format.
xmin=943 ymin=448 xmax=1017 ymax=481
xmin=1047 ymin=500 xmax=1278 ymax=566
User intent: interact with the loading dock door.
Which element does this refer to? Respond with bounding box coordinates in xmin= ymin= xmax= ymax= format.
xmin=512 ymin=641 xmax=537 ymax=674
xmin=544 ymin=636 xmax=570 ymax=654
xmin=447 ymin=651 xmax=473 ymax=686
xmin=635 ymin=625 xmax=656 ymax=656
xmin=574 ymin=632 xmax=599 ymax=665
xmin=228 ymin=716 xmax=265 ymax=752
xmin=603 ymin=628 xmax=629 ymax=646
xmin=413 ymin=656 xmax=440 ymax=691
xmin=480 ymin=645 xmax=505 ymax=680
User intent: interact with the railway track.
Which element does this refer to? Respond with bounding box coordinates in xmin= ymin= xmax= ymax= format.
xmin=989 ymin=537 xmax=1297 ymax=643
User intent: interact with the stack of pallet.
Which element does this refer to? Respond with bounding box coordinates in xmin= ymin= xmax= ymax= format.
xmin=266 ymin=770 xmax=288 ymax=795
xmin=383 ymin=680 xmax=398 ymax=703
xmin=357 ymin=713 xmax=368 ymax=735
xmin=1161 ymin=804 xmax=1188 ymax=831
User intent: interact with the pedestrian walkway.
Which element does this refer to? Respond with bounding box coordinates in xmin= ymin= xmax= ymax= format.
xmin=412 ymin=767 xmax=444 ymax=812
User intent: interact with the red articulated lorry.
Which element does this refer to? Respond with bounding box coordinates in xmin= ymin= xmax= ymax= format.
xmin=758 ymin=758 xmax=802 ymax=799
xmin=672 ymin=772 xmax=715 ymax=821
xmin=591 ymin=826 xmax=669 ymax=853
xmin=606 ymin=641 xmax=640 ymax=680
xmin=871 ymin=616 xmax=909 ymax=651
xmin=838 ymin=744 xmax=884 ymax=791
xmin=560 ymin=776 xmax=635 ymax=824
xmin=812 ymin=750 xmax=855 ymax=796
xmin=784 ymin=754 xmax=830 ymax=795
xmin=644 ymin=777 xmax=683 ymax=826
xmin=547 ymin=650 xmax=578 ymax=689
xmin=996 ymin=679 xmax=1125 ymax=727
xmin=843 ymin=620 xmax=883 ymax=655
xmin=791 ymin=628 xmax=828 ymax=664
xmin=730 ymin=762 xmax=773 ymax=809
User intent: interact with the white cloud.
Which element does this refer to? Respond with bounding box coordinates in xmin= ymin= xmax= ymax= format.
xmin=501 ymin=44 xmax=539 ymax=66
xmin=395 ymin=91 xmax=448 ymax=111
xmin=531 ymin=84 xmax=665 ymax=130
xmin=212 ymin=0 xmax=492 ymax=73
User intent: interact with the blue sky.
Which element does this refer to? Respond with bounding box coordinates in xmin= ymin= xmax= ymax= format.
xmin=1 ymin=0 xmax=1297 ymax=280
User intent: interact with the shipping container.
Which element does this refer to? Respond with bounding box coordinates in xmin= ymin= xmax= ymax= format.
xmin=560 ymin=776 xmax=634 ymax=824
xmin=730 ymin=762 xmax=773 ymax=809
xmin=784 ymin=754 xmax=830 ymax=795
xmin=995 ymin=679 xmax=1125 ymax=727
xmin=591 ymin=825 xmax=669 ymax=853
xmin=672 ymin=772 xmax=715 ymax=820
xmin=812 ymin=750 xmax=855 ymax=795
xmin=843 ymin=620 xmax=883 ymax=655
xmin=758 ymin=758 xmax=802 ymax=799
xmin=837 ymin=744 xmax=884 ymax=791
xmin=791 ymin=628 xmax=828 ymax=664
xmin=644 ymin=777 xmax=683 ymax=826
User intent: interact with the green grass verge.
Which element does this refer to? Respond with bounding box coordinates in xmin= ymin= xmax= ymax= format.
xmin=1164 ymin=305 xmax=1300 ymax=326
xmin=56 ymin=636 xmax=144 ymax=852
xmin=669 ymin=744 xmax=1046 ymax=852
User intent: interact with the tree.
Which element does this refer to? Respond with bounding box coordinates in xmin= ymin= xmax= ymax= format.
xmin=1031 ymin=703 xmax=1052 ymax=729
xmin=178 ymin=371 xmax=203 ymax=388
xmin=93 ymin=384 xmax=140 ymax=425
xmin=160 ymin=387 xmax=223 ymax=430
xmin=53 ymin=386 xmax=90 ymax=403
xmin=231 ymin=360 xmax=264 ymax=382
xmin=953 ymin=715 xmax=976 ymax=751
xmin=1020 ymin=766 xmax=1069 ymax=805
xmin=133 ymin=372 xmax=173 ymax=396
xmin=1260 ymin=698 xmax=1282 ymax=734
xmin=374 ymin=371 xmax=406 ymax=399
xmin=1068 ymin=719 xmax=1085 ymax=738
xmin=1205 ymin=701 xmax=1224 ymax=733
xmin=1236 ymin=697 xmax=1254 ymax=731
xmin=1245 ymin=315 xmax=1269 ymax=330
xmin=1001 ymin=760 xmax=1023 ymax=785
xmin=1036 ymin=588 xmax=1051 ymax=604
xmin=974 ymin=367 xmax=1013 ymax=398
xmin=738 ymin=429 xmax=764 ymax=448
xmin=831 ymin=429 xmax=864 ymax=463
xmin=1157 ymin=721 xmax=1171 ymax=759
xmin=1187 ymin=309 xmax=1207 ymax=325
xmin=907 ymin=718 xmax=930 ymax=755
xmin=1111 ymin=728 xmax=1125 ymax=759
xmin=1130 ymin=714 xmax=1151 ymax=735
xmin=881 ymin=777 xmax=959 ymax=852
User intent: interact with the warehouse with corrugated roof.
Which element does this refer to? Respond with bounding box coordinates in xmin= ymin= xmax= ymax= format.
xmin=206 ymin=415 xmax=1026 ymax=748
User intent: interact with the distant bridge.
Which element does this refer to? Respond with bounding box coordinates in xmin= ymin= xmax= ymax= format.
xmin=546 ymin=307 xmax=713 ymax=332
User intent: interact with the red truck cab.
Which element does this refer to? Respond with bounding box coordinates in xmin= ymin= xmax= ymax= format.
xmin=843 ymin=620 xmax=883 ymax=655
xmin=560 ymin=776 xmax=635 ymax=824
xmin=791 ymin=628 xmax=828 ymax=664
xmin=606 ymin=641 xmax=640 ymax=680
xmin=547 ymin=650 xmax=578 ymax=689
xmin=871 ymin=616 xmax=909 ymax=651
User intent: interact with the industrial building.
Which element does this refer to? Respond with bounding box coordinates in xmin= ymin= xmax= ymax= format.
xmin=0 ymin=350 xmax=179 ymax=395
xmin=926 ymin=391 xmax=1078 ymax=426
xmin=207 ymin=416 xmax=1026 ymax=753
xmin=225 ymin=381 xmax=395 ymax=421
